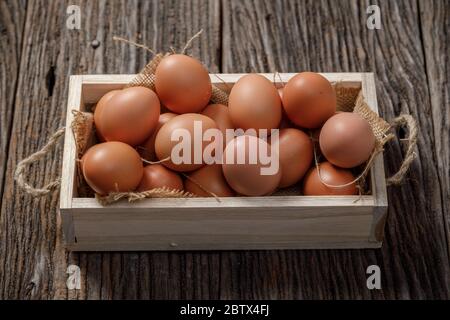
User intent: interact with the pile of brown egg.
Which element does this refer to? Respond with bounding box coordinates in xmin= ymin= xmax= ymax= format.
xmin=81 ymin=54 xmax=375 ymax=198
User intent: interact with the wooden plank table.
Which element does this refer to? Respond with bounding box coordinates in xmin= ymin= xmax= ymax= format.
xmin=0 ymin=0 xmax=448 ymax=299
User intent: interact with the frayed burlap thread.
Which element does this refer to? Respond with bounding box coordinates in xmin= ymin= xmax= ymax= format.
xmin=96 ymin=187 xmax=195 ymax=206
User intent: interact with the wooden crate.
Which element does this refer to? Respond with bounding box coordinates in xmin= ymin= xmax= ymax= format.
xmin=60 ymin=73 xmax=388 ymax=251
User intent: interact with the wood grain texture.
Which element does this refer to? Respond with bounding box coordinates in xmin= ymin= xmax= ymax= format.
xmin=418 ymin=0 xmax=450 ymax=252
xmin=0 ymin=0 xmax=26 ymax=200
xmin=0 ymin=0 xmax=448 ymax=300
xmin=221 ymin=0 xmax=449 ymax=299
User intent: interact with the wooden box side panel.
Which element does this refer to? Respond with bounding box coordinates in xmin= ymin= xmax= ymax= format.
xmin=59 ymin=76 xmax=83 ymax=244
xmin=80 ymin=73 xmax=364 ymax=103
xmin=68 ymin=205 xmax=378 ymax=251
xmin=361 ymin=73 xmax=389 ymax=243
xmin=60 ymin=75 xmax=83 ymax=209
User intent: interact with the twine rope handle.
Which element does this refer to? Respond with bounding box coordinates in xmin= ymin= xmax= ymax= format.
xmin=14 ymin=128 xmax=66 ymax=196
xmin=386 ymin=114 xmax=418 ymax=186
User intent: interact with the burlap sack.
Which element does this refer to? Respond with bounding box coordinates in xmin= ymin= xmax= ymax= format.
xmin=73 ymin=53 xmax=396 ymax=203
xmin=14 ymin=36 xmax=417 ymax=203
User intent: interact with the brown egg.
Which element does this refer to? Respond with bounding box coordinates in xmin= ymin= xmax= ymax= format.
xmin=319 ymin=112 xmax=375 ymax=168
xmin=272 ymin=128 xmax=313 ymax=188
xmin=185 ymin=165 xmax=234 ymax=197
xmin=282 ymin=72 xmax=336 ymax=129
xmin=228 ymin=74 xmax=282 ymax=132
xmin=222 ymin=135 xmax=281 ymax=196
xmin=201 ymin=104 xmax=234 ymax=147
xmin=81 ymin=142 xmax=144 ymax=195
xmin=93 ymin=90 xmax=120 ymax=142
xmin=303 ymin=162 xmax=357 ymax=195
xmin=140 ymin=112 xmax=177 ymax=161
xmin=97 ymin=86 xmax=160 ymax=146
xmin=155 ymin=54 xmax=212 ymax=113
xmin=137 ymin=164 xmax=183 ymax=192
xmin=155 ymin=113 xmax=218 ymax=172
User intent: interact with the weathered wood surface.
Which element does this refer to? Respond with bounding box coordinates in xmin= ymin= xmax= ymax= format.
xmin=0 ymin=0 xmax=26 ymax=201
xmin=0 ymin=0 xmax=448 ymax=299
xmin=418 ymin=0 xmax=450 ymax=254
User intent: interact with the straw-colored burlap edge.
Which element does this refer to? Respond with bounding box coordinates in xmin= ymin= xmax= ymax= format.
xmin=96 ymin=187 xmax=195 ymax=206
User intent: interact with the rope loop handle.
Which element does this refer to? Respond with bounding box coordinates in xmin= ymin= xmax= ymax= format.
xmin=14 ymin=128 xmax=65 ymax=196
xmin=386 ymin=114 xmax=418 ymax=186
